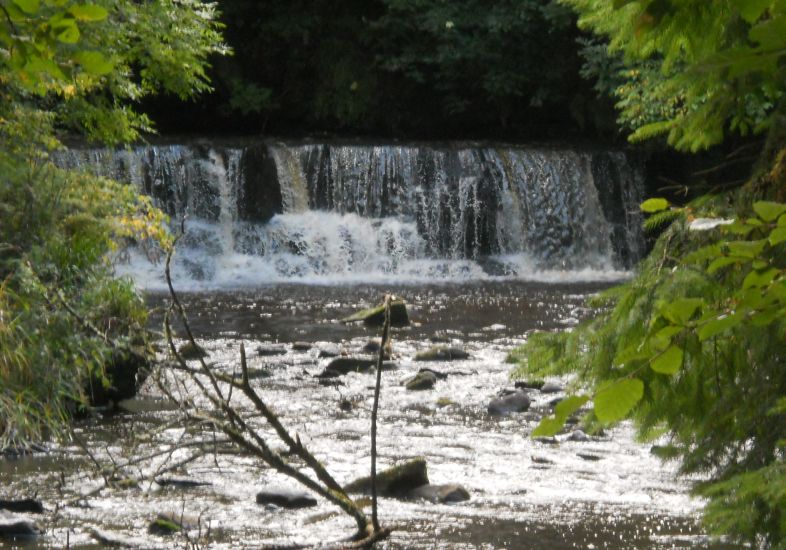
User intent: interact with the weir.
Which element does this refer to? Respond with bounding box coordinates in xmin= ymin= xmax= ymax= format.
xmin=54 ymin=141 xmax=645 ymax=288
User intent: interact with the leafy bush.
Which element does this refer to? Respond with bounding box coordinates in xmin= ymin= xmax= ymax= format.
xmin=510 ymin=192 xmax=786 ymax=545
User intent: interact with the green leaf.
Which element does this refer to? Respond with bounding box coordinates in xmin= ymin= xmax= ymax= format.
xmin=753 ymin=201 xmax=786 ymax=223
xmin=650 ymin=345 xmax=683 ymax=375
xmin=743 ymin=268 xmax=779 ymax=290
xmin=641 ymin=198 xmax=670 ymax=213
xmin=698 ymin=312 xmax=744 ymax=341
xmin=726 ymin=240 xmax=767 ymax=259
xmin=56 ymin=23 xmax=80 ymax=44
xmin=769 ymin=226 xmax=786 ymax=245
xmin=778 ymin=214 xmax=786 ymax=227
xmin=614 ymin=344 xmax=649 ymax=365
xmin=649 ymin=325 xmax=683 ymax=351
xmin=739 ymin=0 xmax=774 ymax=23
xmin=661 ymin=298 xmax=703 ymax=325
xmin=708 ymin=256 xmax=742 ymax=273
xmin=12 ymin=0 xmax=39 ymax=15
xmin=69 ymin=4 xmax=108 ymax=22
xmin=532 ymin=416 xmax=565 ymax=438
xmin=73 ymin=50 xmax=113 ymax=75
xmin=749 ymin=308 xmax=783 ymax=327
xmin=594 ymin=378 xmax=644 ymax=423
xmin=555 ymin=395 xmax=590 ymax=420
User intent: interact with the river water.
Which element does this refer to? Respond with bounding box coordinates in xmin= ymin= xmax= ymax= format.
xmin=0 ymin=140 xmax=736 ymax=547
xmin=0 ymin=282 xmax=734 ymax=549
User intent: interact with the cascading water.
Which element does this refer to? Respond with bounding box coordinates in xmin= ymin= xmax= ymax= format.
xmin=53 ymin=140 xmax=645 ymax=289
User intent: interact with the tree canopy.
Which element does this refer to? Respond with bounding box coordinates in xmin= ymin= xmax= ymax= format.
xmin=0 ymin=0 xmax=225 ymax=446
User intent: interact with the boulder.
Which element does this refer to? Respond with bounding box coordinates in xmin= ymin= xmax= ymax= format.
xmin=256 ymin=488 xmax=317 ymax=509
xmin=257 ymin=344 xmax=288 ymax=356
xmin=317 ymin=358 xmax=376 ymax=378
xmin=88 ymin=347 xmax=151 ymax=406
xmin=344 ymin=458 xmax=429 ymax=497
xmin=292 ymin=342 xmax=312 ymax=351
xmin=407 ymin=484 xmax=470 ymax=504
xmin=487 ymin=391 xmax=530 ymax=416
xmin=414 ymin=346 xmax=469 ymax=362
xmin=404 ymin=371 xmax=437 ymax=391
xmin=341 ymin=300 xmax=410 ymax=327
xmin=0 ymin=499 xmax=43 ymax=514
xmin=0 ymin=515 xmax=42 ymax=538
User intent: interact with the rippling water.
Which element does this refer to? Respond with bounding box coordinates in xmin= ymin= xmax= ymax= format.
xmin=0 ymin=282 xmax=735 ymax=549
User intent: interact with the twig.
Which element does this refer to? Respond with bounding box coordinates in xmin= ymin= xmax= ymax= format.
xmin=370 ymin=294 xmax=391 ymax=531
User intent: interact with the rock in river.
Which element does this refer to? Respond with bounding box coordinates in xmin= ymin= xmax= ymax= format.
xmin=256 ymin=488 xmax=318 ymax=509
xmin=414 ymin=346 xmax=469 ymax=361
xmin=344 ymin=458 xmax=429 ymax=497
xmin=407 ymin=484 xmax=470 ymax=504
xmin=0 ymin=514 xmax=42 ymax=538
xmin=341 ymin=299 xmax=410 ymax=327
xmin=177 ymin=342 xmax=207 ymax=360
xmin=487 ymin=391 xmax=530 ymax=416
xmin=316 ymin=357 xmax=376 ymax=378
xmin=257 ymin=344 xmax=288 ymax=356
xmin=404 ymin=370 xmax=438 ymax=391
xmin=0 ymin=499 xmax=43 ymax=514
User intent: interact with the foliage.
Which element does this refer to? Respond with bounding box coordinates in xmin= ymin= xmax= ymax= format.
xmin=511 ymin=194 xmax=786 ymax=545
xmin=563 ymin=0 xmax=786 ymax=151
xmin=0 ymin=0 xmax=224 ymax=446
xmin=151 ymin=0 xmax=608 ymax=139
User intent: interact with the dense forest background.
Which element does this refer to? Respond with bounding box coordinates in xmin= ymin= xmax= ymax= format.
xmin=145 ymin=0 xmax=619 ymax=141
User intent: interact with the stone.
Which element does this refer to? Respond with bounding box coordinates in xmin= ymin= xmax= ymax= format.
xmin=568 ymin=430 xmax=590 ymax=442
xmin=257 ymin=344 xmax=288 ymax=356
xmin=487 ymin=391 xmax=530 ymax=416
xmin=540 ymin=381 xmax=563 ymax=394
xmin=514 ymin=379 xmax=545 ymax=390
xmin=414 ymin=346 xmax=469 ymax=362
xmin=0 ymin=499 xmax=43 ymax=514
xmin=292 ymin=342 xmax=312 ymax=351
xmin=344 ymin=458 xmax=429 ymax=497
xmin=318 ymin=357 xmax=375 ymax=377
xmin=0 ymin=515 xmax=42 ymax=538
xmin=317 ymin=345 xmax=341 ymax=358
xmin=577 ymin=453 xmax=603 ymax=461
xmin=407 ymin=483 xmax=470 ymax=504
xmin=155 ymin=477 xmax=212 ymax=488
xmin=256 ymin=489 xmax=317 ymax=509
xmin=404 ymin=371 xmax=437 ymax=391
xmin=341 ymin=300 xmax=410 ymax=327
xmin=89 ymin=528 xmax=145 ymax=547
xmin=177 ymin=342 xmax=207 ymax=360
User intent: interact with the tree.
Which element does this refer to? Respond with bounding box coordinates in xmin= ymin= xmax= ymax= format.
xmin=510 ymin=1 xmax=786 ymax=546
xmin=0 ymin=0 xmax=225 ymax=446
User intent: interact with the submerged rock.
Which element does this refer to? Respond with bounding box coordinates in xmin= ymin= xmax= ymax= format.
xmin=404 ymin=370 xmax=438 ymax=391
xmin=487 ymin=391 xmax=530 ymax=416
xmin=178 ymin=342 xmax=208 ymax=360
xmin=407 ymin=484 xmax=470 ymax=504
xmin=0 ymin=515 xmax=42 ymax=538
xmin=341 ymin=300 xmax=410 ymax=327
xmin=567 ymin=430 xmax=590 ymax=442
xmin=257 ymin=344 xmax=288 ymax=356
xmin=256 ymin=488 xmax=317 ymax=509
xmin=0 ymin=499 xmax=43 ymax=514
xmin=317 ymin=344 xmax=341 ymax=358
xmin=155 ymin=477 xmax=212 ymax=489
xmin=292 ymin=341 xmax=312 ymax=351
xmin=414 ymin=346 xmax=469 ymax=362
xmin=344 ymin=458 xmax=429 ymax=496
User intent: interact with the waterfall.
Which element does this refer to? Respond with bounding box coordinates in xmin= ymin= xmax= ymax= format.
xmin=53 ymin=140 xmax=644 ymax=289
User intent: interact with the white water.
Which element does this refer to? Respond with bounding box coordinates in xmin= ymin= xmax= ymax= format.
xmin=57 ymin=141 xmax=643 ymax=290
